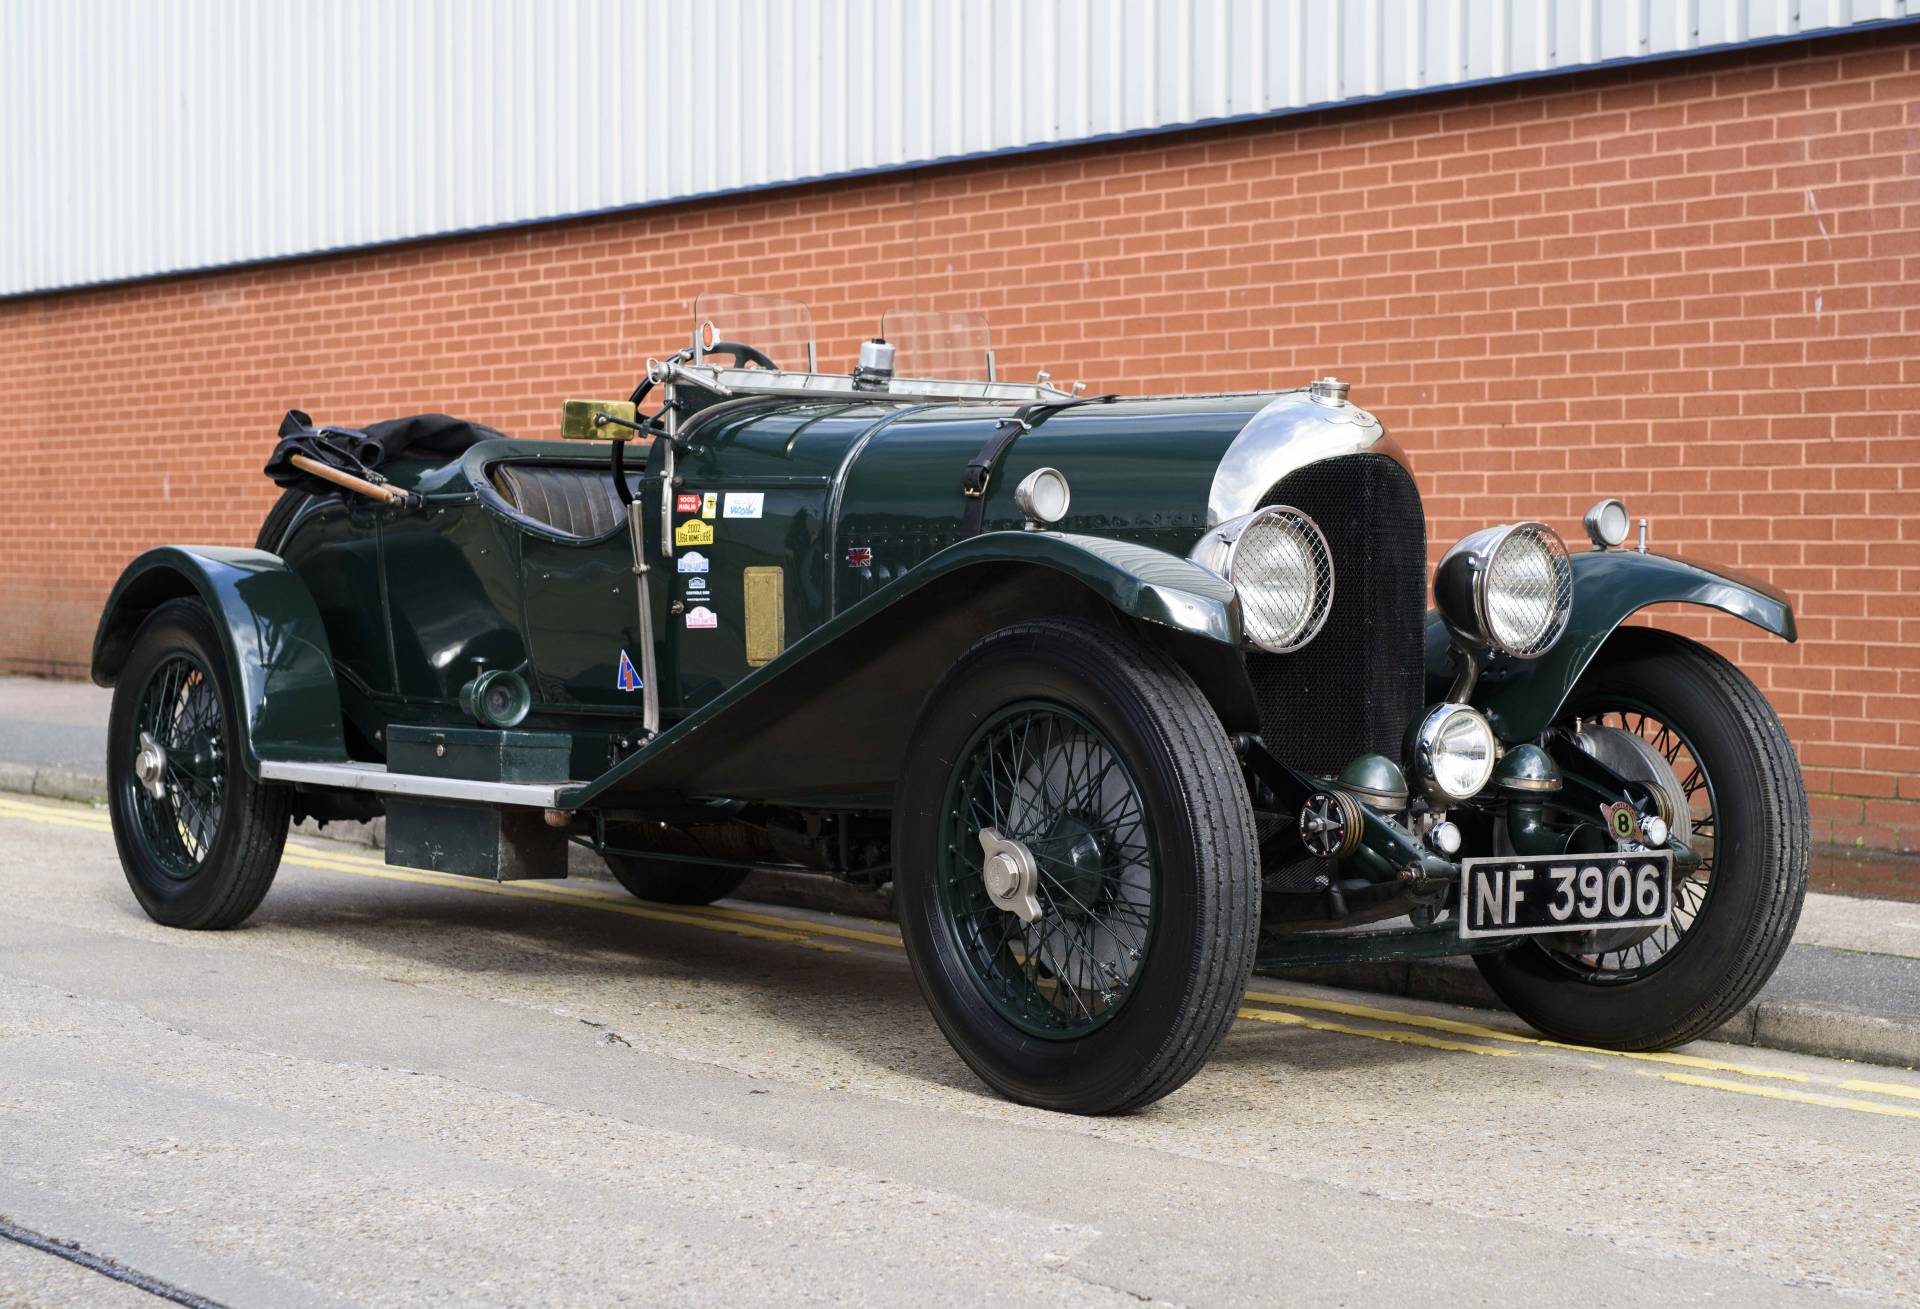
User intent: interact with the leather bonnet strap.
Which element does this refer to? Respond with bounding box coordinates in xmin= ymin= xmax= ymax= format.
xmin=958 ymin=394 xmax=1116 ymax=536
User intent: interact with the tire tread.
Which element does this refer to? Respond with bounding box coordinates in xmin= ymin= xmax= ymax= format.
xmin=905 ymin=618 xmax=1259 ymax=1114
xmin=108 ymin=598 xmax=290 ymax=930
xmin=1477 ymin=628 xmax=1808 ymax=1049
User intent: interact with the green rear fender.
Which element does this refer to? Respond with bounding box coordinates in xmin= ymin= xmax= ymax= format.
xmin=92 ymin=546 xmax=348 ymax=773
xmin=1427 ymin=549 xmax=1797 ymax=743
xmin=562 ymin=531 xmax=1244 ymax=809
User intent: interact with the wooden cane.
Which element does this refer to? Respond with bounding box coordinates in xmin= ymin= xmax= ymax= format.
xmin=289 ymin=453 xmax=410 ymax=505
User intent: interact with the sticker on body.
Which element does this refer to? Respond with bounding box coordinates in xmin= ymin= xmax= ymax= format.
xmin=675 ymin=519 xmax=714 ymax=547
xmin=724 ymin=493 xmax=764 ymax=519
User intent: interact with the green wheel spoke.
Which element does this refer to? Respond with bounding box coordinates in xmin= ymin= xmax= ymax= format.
xmin=124 ymin=652 xmax=225 ymax=882
xmin=937 ymin=700 xmax=1157 ymax=1040
xmin=1552 ymin=698 xmax=1719 ymax=984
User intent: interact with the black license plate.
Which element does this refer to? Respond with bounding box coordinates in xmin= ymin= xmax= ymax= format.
xmin=1457 ymin=851 xmax=1672 ymax=939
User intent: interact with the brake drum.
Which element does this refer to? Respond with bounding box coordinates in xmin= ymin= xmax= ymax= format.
xmin=1537 ymin=725 xmax=1692 ymax=957
xmin=1573 ymin=725 xmax=1692 ymax=848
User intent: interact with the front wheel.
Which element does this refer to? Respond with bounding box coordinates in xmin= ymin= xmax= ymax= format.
xmin=894 ymin=620 xmax=1259 ymax=1115
xmin=1475 ymin=628 xmax=1808 ymax=1049
xmin=106 ymin=598 xmax=291 ymax=928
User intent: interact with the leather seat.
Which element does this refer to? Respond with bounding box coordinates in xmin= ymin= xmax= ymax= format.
xmin=489 ymin=463 xmax=625 ymax=540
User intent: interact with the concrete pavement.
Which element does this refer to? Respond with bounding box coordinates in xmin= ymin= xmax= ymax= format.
xmin=2 ymin=793 xmax=1918 ymax=1304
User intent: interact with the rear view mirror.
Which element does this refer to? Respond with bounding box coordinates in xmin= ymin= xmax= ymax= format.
xmin=560 ymin=399 xmax=638 ymax=440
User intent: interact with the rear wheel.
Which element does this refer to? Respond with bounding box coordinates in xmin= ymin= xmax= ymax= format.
xmin=894 ymin=619 xmax=1259 ymax=1115
xmin=106 ymin=599 xmax=291 ymax=928
xmin=601 ymin=825 xmax=757 ymax=906
xmin=1475 ymin=629 xmax=1808 ymax=1049
xmin=255 ymin=488 xmax=314 ymax=553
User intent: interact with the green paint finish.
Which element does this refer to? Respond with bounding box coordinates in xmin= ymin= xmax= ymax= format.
xmin=833 ymin=396 xmax=1264 ymax=610
xmin=379 ymin=505 xmax=528 ymax=703
xmin=1426 ymin=549 xmax=1798 ymax=743
xmin=90 ymin=546 xmax=348 ymax=771
xmin=558 ymin=529 xmax=1240 ymax=809
xmin=260 ymin=397 xmax=1265 ymax=799
xmin=300 ymin=397 xmax=1253 ymax=720
xmin=386 ymin=724 xmax=574 ymax=783
xmin=279 ymin=498 xmax=393 ymax=696
xmin=384 ymin=798 xmax=567 ymax=880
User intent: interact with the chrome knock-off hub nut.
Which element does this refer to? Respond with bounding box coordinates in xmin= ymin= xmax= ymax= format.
xmin=978 ymin=827 xmax=1044 ymax=924
xmin=133 ymin=730 xmax=168 ymax=801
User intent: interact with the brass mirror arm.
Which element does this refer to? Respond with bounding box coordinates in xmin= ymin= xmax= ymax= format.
xmin=591 ymin=412 xmax=651 ymax=436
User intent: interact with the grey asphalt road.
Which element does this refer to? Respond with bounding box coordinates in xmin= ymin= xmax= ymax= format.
xmin=2 ymin=794 xmax=1918 ymax=1307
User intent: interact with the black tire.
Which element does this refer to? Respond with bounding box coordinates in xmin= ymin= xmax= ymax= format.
xmin=894 ymin=619 xmax=1259 ymax=1115
xmin=1475 ymin=628 xmax=1808 ymax=1049
xmin=255 ymin=488 xmax=314 ymax=554
xmin=602 ymin=825 xmax=757 ymax=906
xmin=106 ymin=598 xmax=291 ymax=929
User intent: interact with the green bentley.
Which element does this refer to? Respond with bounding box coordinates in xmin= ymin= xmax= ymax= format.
xmin=93 ymin=295 xmax=1808 ymax=1114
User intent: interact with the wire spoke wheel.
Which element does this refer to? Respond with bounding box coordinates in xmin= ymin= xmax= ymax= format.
xmin=897 ymin=620 xmax=1257 ymax=1112
xmin=938 ymin=701 xmax=1156 ymax=1039
xmin=125 ymin=651 xmax=227 ymax=880
xmin=1547 ymin=699 xmax=1718 ymax=983
xmin=107 ymin=598 xmax=291 ymax=930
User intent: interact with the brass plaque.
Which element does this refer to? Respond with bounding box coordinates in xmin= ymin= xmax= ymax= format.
xmin=560 ymin=398 xmax=638 ymax=440
xmin=743 ymin=567 xmax=785 ymax=667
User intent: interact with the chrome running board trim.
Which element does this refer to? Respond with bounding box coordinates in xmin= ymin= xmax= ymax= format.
xmin=257 ymin=759 xmax=570 ymax=808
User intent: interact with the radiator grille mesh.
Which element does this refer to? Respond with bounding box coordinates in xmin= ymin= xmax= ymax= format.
xmin=1250 ymin=454 xmax=1426 ymax=891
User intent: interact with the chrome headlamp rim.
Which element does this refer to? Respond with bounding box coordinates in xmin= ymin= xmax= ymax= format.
xmin=1474 ymin=522 xmax=1573 ymax=658
xmin=1436 ymin=521 xmax=1574 ymax=661
xmin=1406 ymin=702 xmax=1498 ymax=803
xmin=1188 ymin=504 xmax=1335 ymax=654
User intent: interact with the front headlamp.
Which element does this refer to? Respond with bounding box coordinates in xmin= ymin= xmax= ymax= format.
xmin=1434 ymin=521 xmax=1573 ymax=659
xmin=1406 ymin=703 xmax=1497 ymax=802
xmin=1189 ymin=505 xmax=1334 ymax=654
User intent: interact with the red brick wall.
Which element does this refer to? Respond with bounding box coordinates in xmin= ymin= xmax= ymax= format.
xmin=5 ymin=29 xmax=1919 ymax=858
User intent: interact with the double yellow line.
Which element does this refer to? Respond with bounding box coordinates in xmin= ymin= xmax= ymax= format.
xmin=5 ymin=793 xmax=1918 ymax=1120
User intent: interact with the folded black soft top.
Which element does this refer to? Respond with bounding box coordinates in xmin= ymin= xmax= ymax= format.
xmin=264 ymin=409 xmax=508 ymax=494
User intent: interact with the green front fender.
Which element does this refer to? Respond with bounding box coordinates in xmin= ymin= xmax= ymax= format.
xmin=561 ymin=530 xmax=1241 ymax=809
xmin=935 ymin=530 xmax=1242 ymax=644
xmin=1426 ymin=549 xmax=1797 ymax=743
xmin=92 ymin=546 xmax=348 ymax=773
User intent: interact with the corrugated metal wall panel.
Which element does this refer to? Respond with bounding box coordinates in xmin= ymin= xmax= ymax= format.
xmin=3 ymin=0 xmax=1913 ymax=297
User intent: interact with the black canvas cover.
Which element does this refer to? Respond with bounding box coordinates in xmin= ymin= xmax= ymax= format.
xmin=264 ymin=409 xmax=507 ymax=494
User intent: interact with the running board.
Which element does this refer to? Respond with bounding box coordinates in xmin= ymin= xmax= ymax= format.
xmin=256 ymin=759 xmax=570 ymax=809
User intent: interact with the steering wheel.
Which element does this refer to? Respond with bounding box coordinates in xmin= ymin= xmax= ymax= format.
xmin=704 ymin=340 xmax=779 ymax=371
xmin=627 ymin=338 xmax=781 ymax=409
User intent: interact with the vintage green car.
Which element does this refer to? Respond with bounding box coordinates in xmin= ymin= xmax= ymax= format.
xmin=93 ymin=296 xmax=1808 ymax=1114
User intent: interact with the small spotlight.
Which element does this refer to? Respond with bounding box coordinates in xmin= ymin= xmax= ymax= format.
xmin=1013 ymin=467 xmax=1071 ymax=527
xmin=1584 ymin=498 xmax=1630 ymax=549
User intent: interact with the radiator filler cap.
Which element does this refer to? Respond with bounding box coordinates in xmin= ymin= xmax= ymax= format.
xmin=1308 ymin=377 xmax=1351 ymax=406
